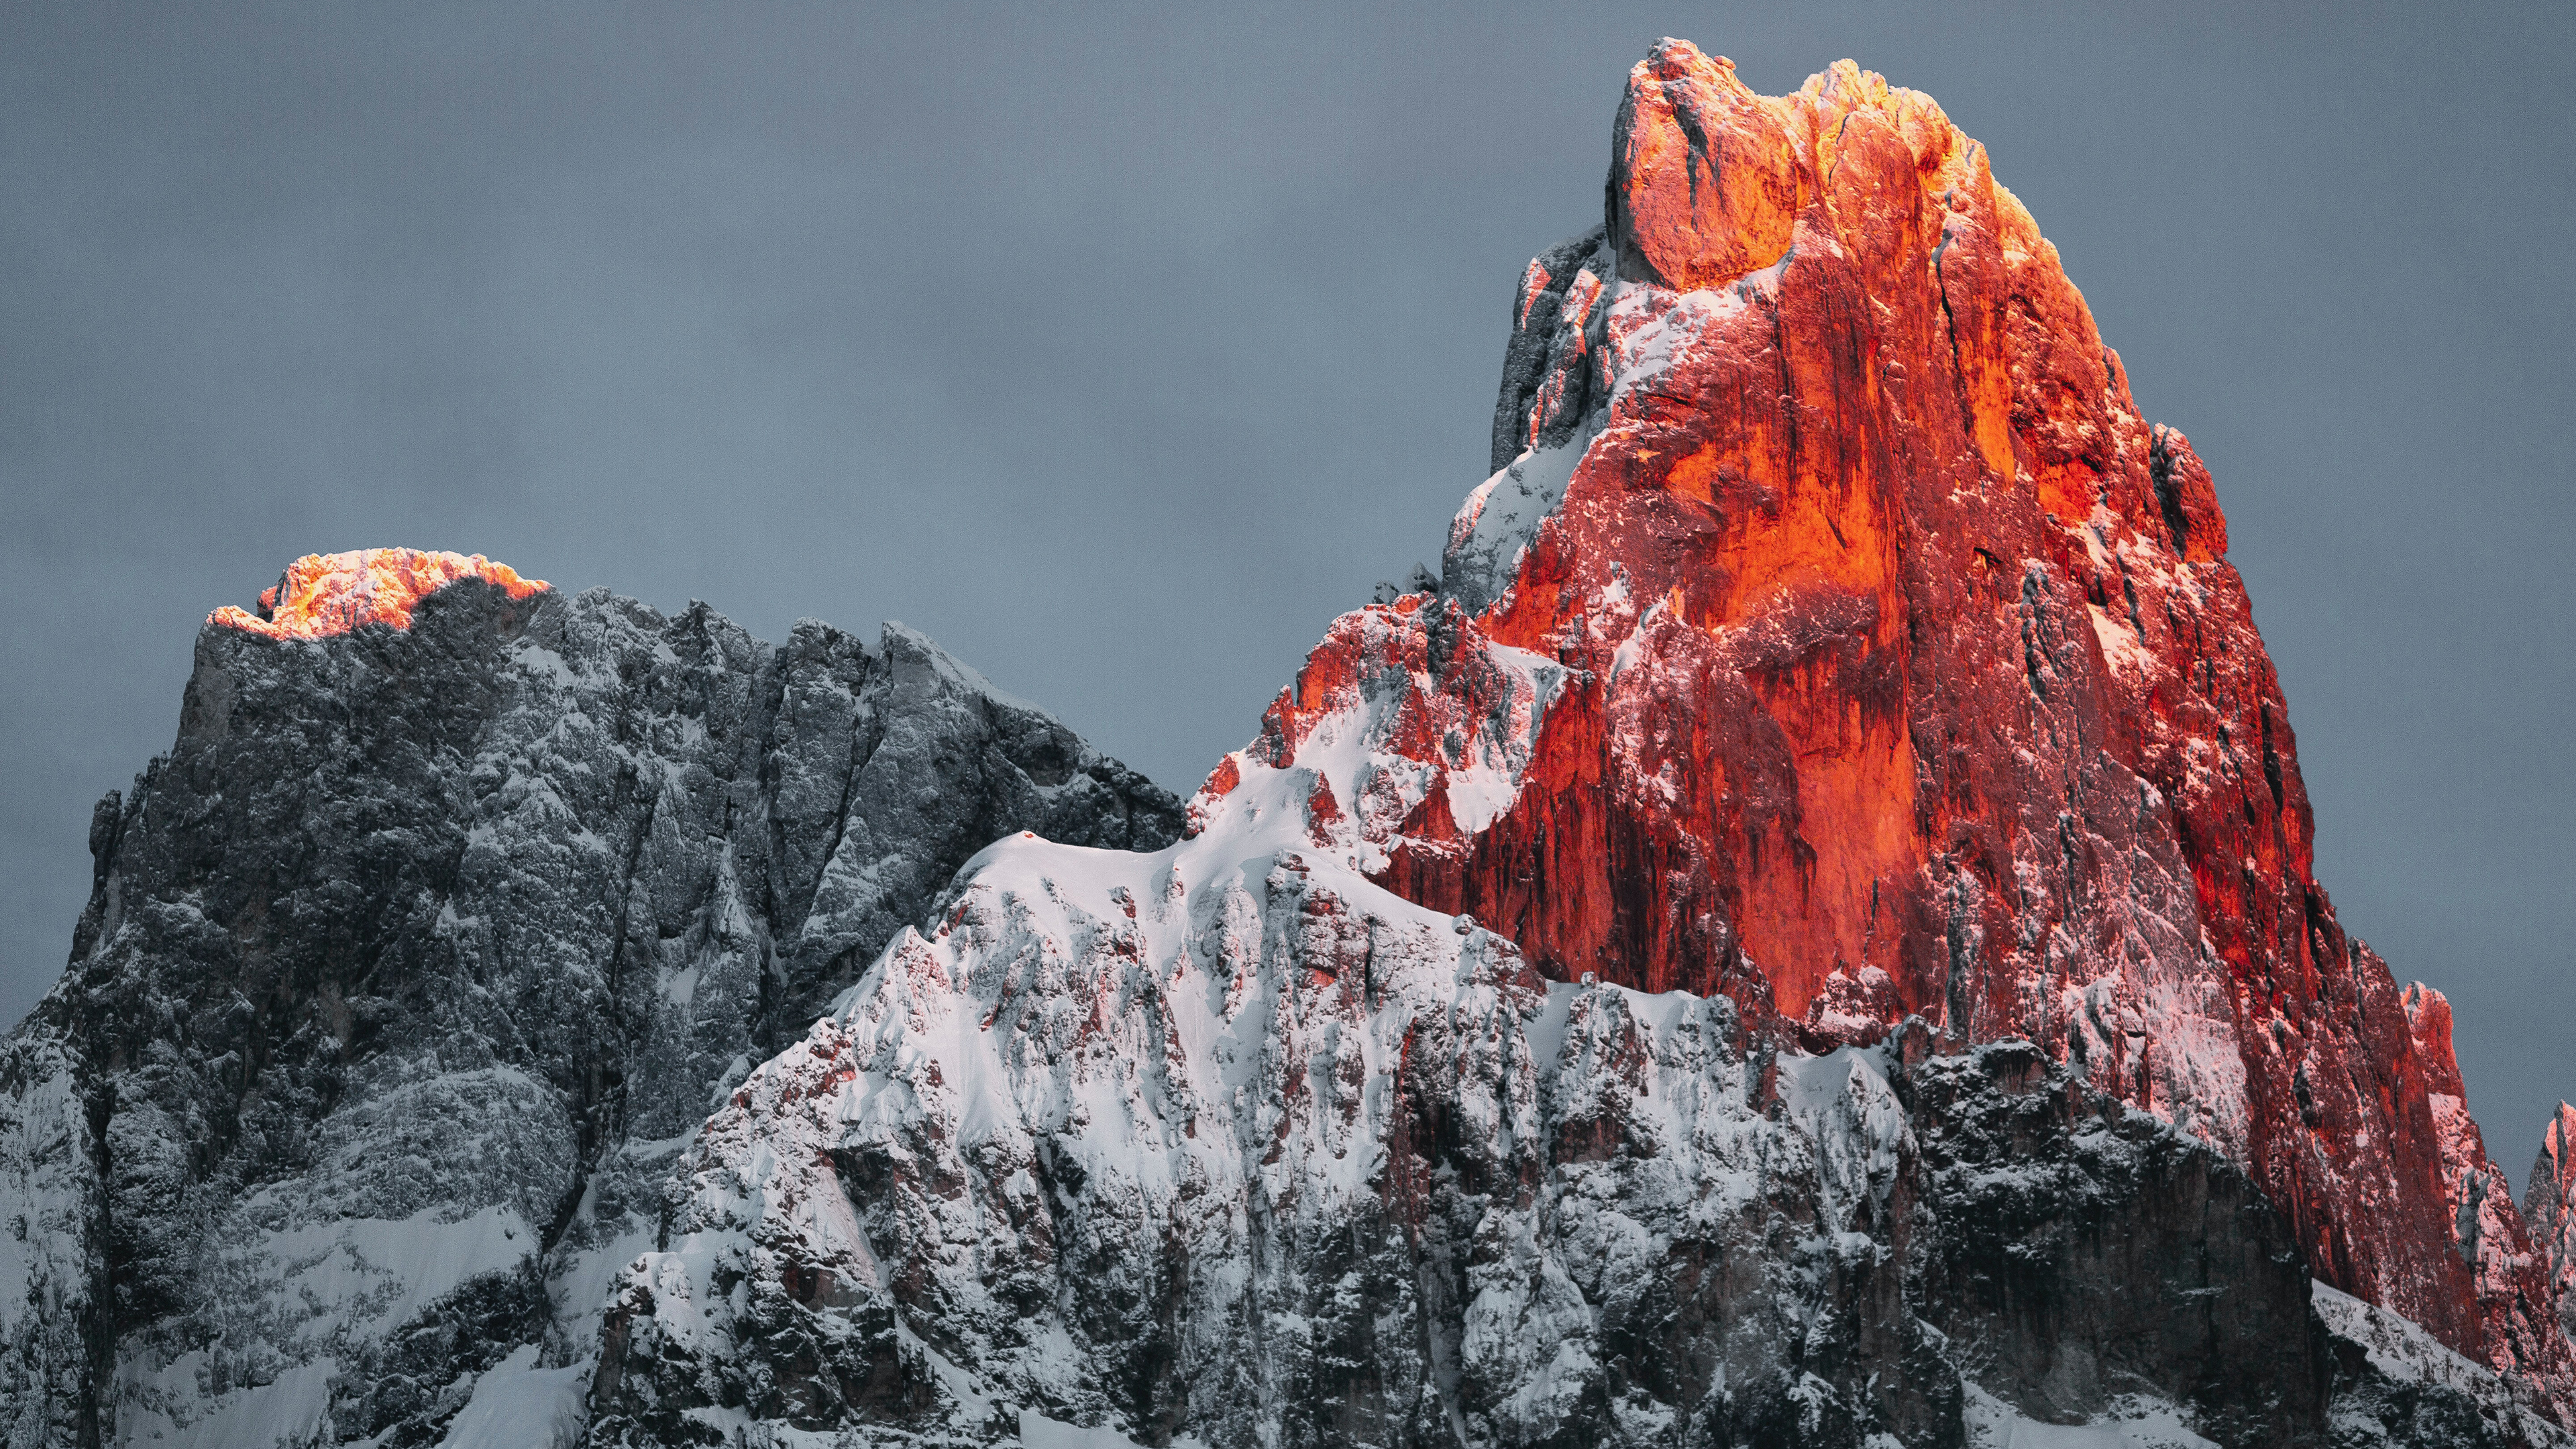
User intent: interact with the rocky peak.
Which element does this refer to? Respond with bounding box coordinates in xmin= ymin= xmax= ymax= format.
xmin=210 ymin=546 xmax=547 ymax=639
xmin=587 ymin=40 xmax=2576 ymax=1449
xmin=1607 ymin=41 xmax=1804 ymax=294
xmin=2408 ymin=981 xmax=2471 ymax=1095
xmin=2531 ymin=1105 xmax=2576 ymax=1346
xmin=5 ymin=38 xmax=2571 ymax=1449
xmin=0 ymin=561 xmax=1179 ymax=1446
xmin=1242 ymin=36 xmax=2576 ymax=1419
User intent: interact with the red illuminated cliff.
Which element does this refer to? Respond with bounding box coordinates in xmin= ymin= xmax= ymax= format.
xmin=1202 ymin=40 xmax=2576 ymax=1419
xmin=209 ymin=547 xmax=545 ymax=639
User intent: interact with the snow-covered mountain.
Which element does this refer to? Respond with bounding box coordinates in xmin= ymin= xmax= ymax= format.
xmin=0 ymin=550 xmax=1179 ymax=1446
xmin=586 ymin=631 xmax=2325 ymax=1446
xmin=582 ymin=40 xmax=2576 ymax=1448
xmin=7 ymin=35 xmax=2575 ymax=1449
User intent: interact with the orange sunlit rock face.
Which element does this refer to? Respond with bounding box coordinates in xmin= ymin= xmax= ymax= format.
xmin=209 ymin=548 xmax=547 ymax=640
xmin=1215 ymin=38 xmax=2576 ymax=1417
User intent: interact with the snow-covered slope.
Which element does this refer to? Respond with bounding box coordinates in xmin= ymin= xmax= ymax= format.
xmin=0 ymin=559 xmax=1178 ymax=1447
xmin=2316 ymin=1282 xmax=2576 ymax=1448
xmin=585 ymin=38 xmax=2576 ymax=1449
xmin=588 ymin=597 xmax=2326 ymax=1447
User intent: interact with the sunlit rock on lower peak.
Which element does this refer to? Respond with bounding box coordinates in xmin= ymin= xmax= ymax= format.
xmin=208 ymin=546 xmax=547 ymax=639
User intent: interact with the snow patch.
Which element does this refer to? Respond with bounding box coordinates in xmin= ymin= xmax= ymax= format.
xmin=2086 ymin=604 xmax=2153 ymax=679
xmin=1961 ymin=1381 xmax=2216 ymax=1448
xmin=1446 ymin=437 xmax=1587 ymax=612
xmin=246 ymin=1204 xmax=536 ymax=1339
xmin=122 ymin=1360 xmax=334 ymax=1449
xmin=435 ymin=1344 xmax=590 ymax=1449
xmin=1018 ymin=1409 xmax=1210 ymax=1449
xmin=1602 ymin=277 xmax=1754 ymax=409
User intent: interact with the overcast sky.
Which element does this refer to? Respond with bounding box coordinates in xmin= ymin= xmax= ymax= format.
xmin=4 ymin=2 xmax=2569 ymax=1153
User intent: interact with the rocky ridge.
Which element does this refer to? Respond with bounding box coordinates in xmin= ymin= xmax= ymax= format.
xmin=586 ymin=38 xmax=2576 ymax=1449
xmin=2529 ymin=1106 xmax=2576 ymax=1352
xmin=588 ymin=680 xmax=2327 ymax=1445
xmin=2 ymin=34 xmax=2571 ymax=1449
xmin=1392 ymin=36 xmax=2572 ymax=1419
xmin=0 ymin=553 xmax=1179 ymax=1446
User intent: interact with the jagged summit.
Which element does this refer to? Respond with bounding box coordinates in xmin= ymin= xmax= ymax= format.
xmin=1262 ymin=36 xmax=2576 ymax=1413
xmin=2531 ymin=1105 xmax=2576 ymax=1347
xmin=210 ymin=546 xmax=547 ymax=639
xmin=3 ymin=37 xmax=2570 ymax=1449
xmin=587 ymin=40 xmax=2576 ymax=1448
xmin=0 ymin=574 xmax=1179 ymax=1446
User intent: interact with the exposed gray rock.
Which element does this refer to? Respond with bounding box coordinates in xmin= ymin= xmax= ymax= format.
xmin=574 ymin=724 xmax=2359 ymax=1448
xmin=1899 ymin=1037 xmax=2326 ymax=1444
xmin=0 ymin=577 xmax=1178 ymax=1446
xmin=1486 ymin=225 xmax=1609 ymax=477
xmin=2316 ymin=1279 xmax=2576 ymax=1448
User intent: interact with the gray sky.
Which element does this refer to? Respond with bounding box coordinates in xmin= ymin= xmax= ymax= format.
xmin=5 ymin=3 xmax=2570 ymax=1155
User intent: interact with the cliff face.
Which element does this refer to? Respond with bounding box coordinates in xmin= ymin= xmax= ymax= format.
xmin=0 ymin=551 xmax=1179 ymax=1446
xmin=1354 ymin=40 xmax=2568 ymax=1413
xmin=2528 ymin=1106 xmax=2576 ymax=1349
xmin=592 ymin=36 xmax=2576 ymax=1444
xmin=589 ymin=39 xmax=2576 ymax=1448
xmin=5 ymin=37 xmax=2571 ymax=1449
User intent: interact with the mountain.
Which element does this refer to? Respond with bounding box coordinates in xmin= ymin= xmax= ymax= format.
xmin=1420 ymin=50 xmax=2574 ymax=1409
xmin=2531 ymin=1106 xmax=2576 ymax=1353
xmin=0 ymin=549 xmax=1180 ymax=1446
xmin=584 ymin=40 xmax=2576 ymax=1449
xmin=6 ymin=37 xmax=2573 ymax=1449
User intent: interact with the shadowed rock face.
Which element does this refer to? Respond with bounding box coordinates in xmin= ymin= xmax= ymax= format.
xmin=0 ymin=573 xmax=1178 ymax=1446
xmin=1898 ymin=1037 xmax=2330 ymax=1444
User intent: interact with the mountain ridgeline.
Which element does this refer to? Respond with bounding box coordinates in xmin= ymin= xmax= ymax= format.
xmin=0 ymin=552 xmax=1179 ymax=1446
xmin=6 ymin=37 xmax=2576 ymax=1449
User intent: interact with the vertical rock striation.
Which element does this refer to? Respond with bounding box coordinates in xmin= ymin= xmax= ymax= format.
xmin=1368 ymin=39 xmax=2572 ymax=1419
